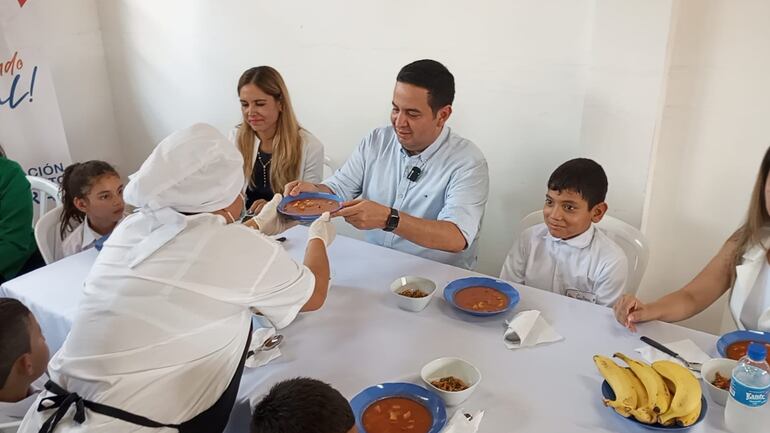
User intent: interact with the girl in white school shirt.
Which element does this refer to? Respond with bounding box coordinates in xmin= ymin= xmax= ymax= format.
xmin=615 ymin=146 xmax=770 ymax=332
xmin=229 ymin=66 xmax=324 ymax=215
xmin=59 ymin=161 xmax=126 ymax=258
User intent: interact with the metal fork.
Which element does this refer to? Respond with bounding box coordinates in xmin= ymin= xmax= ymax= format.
xmin=640 ymin=336 xmax=702 ymax=372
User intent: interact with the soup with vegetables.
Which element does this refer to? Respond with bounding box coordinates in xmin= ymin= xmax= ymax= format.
xmin=454 ymin=286 xmax=508 ymax=312
xmin=362 ymin=397 xmax=431 ymax=433
xmin=284 ymin=198 xmax=339 ymax=215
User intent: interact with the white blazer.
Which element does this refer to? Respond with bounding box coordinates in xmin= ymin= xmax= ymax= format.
xmin=730 ymin=234 xmax=770 ymax=331
xmin=227 ymin=127 xmax=325 ymax=186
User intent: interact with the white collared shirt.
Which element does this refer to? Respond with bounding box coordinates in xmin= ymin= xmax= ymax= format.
xmin=61 ymin=216 xmax=102 ymax=258
xmin=0 ymin=375 xmax=46 ymax=424
xmin=500 ymin=223 xmax=628 ymax=306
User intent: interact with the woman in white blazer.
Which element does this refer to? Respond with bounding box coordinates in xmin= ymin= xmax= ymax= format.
xmin=229 ymin=66 xmax=324 ymax=214
xmin=614 ymin=146 xmax=770 ymax=332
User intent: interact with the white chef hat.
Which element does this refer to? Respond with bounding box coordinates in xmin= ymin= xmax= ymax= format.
xmin=122 ymin=123 xmax=244 ymax=267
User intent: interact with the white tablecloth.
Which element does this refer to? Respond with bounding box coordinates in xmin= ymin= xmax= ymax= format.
xmin=1 ymin=226 xmax=728 ymax=433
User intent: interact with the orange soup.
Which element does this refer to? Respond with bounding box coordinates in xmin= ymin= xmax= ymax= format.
xmin=285 ymin=198 xmax=339 ymax=215
xmin=362 ymin=397 xmax=432 ymax=433
xmin=454 ymin=286 xmax=508 ymax=312
xmin=726 ymin=340 xmax=770 ymax=362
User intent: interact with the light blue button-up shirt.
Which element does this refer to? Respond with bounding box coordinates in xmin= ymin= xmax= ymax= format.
xmin=324 ymin=125 xmax=489 ymax=269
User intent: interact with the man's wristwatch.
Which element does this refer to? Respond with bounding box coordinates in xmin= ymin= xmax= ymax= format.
xmin=383 ymin=208 xmax=400 ymax=232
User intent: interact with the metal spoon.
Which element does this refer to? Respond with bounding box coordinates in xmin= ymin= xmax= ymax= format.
xmin=640 ymin=336 xmax=702 ymax=372
xmin=247 ymin=334 xmax=284 ymax=358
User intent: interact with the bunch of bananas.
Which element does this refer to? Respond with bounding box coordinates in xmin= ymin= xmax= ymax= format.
xmin=593 ymin=353 xmax=702 ymax=427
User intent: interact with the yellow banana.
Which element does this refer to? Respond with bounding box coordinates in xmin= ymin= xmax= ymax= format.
xmin=675 ymin=396 xmax=701 ymax=427
xmin=593 ymin=355 xmax=637 ymax=416
xmin=620 ymin=367 xmax=657 ymax=424
xmin=652 ymin=361 xmax=701 ymax=426
xmin=614 ymin=353 xmax=672 ymax=414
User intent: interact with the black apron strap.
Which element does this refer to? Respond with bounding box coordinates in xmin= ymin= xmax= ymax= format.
xmin=36 ymin=323 xmax=254 ymax=433
xmin=37 ymin=380 xmax=181 ymax=433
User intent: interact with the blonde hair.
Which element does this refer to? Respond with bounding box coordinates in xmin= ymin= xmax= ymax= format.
xmin=732 ymin=145 xmax=770 ymax=272
xmin=236 ymin=66 xmax=302 ymax=194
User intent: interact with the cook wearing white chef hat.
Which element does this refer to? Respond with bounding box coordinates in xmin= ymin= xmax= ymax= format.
xmin=17 ymin=123 xmax=336 ymax=433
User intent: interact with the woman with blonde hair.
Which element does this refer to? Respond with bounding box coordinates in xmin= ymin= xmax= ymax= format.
xmin=229 ymin=66 xmax=324 ymax=214
xmin=614 ymin=146 xmax=770 ymax=332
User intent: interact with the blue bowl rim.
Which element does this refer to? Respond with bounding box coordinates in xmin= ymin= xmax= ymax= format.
xmin=716 ymin=329 xmax=770 ymax=358
xmin=349 ymin=382 xmax=447 ymax=433
xmin=442 ymin=276 xmax=520 ymax=316
xmin=600 ymin=380 xmax=707 ymax=431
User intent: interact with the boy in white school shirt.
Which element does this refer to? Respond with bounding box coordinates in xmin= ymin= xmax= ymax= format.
xmin=0 ymin=298 xmax=49 ymax=424
xmin=500 ymin=158 xmax=628 ymax=307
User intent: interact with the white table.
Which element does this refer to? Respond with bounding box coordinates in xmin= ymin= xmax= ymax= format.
xmin=1 ymin=227 xmax=729 ymax=433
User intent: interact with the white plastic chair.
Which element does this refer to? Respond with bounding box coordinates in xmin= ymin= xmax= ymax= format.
xmin=26 ymin=175 xmax=62 ymax=224
xmin=323 ymin=155 xmax=338 ymax=179
xmin=35 ymin=205 xmax=66 ymax=264
xmin=0 ymin=420 xmax=21 ymax=433
xmin=520 ymin=210 xmax=650 ymax=295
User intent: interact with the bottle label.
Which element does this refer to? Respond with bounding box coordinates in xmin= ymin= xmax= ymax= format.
xmin=730 ymin=377 xmax=770 ymax=408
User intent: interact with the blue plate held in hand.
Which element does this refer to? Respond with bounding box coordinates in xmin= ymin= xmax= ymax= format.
xmin=350 ymin=382 xmax=447 ymax=433
xmin=277 ymin=192 xmax=343 ymax=222
xmin=443 ymin=276 xmax=519 ymax=316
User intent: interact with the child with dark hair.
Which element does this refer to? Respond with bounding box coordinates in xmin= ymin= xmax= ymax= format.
xmin=59 ymin=161 xmax=125 ymax=258
xmin=251 ymin=378 xmax=356 ymax=433
xmin=0 ymin=298 xmax=49 ymax=423
xmin=500 ymin=158 xmax=628 ymax=306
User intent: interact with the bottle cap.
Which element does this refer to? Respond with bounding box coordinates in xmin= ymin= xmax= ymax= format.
xmin=747 ymin=342 xmax=768 ymax=362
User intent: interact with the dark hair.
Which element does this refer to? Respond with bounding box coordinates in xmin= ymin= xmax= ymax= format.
xmin=547 ymin=158 xmax=608 ymax=208
xmin=59 ymin=161 xmax=120 ymax=240
xmin=396 ymin=59 xmax=455 ymax=114
xmin=251 ymin=378 xmax=355 ymax=433
xmin=0 ymin=298 xmax=32 ymax=388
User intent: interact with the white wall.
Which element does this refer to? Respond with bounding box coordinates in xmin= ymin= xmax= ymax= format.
xmin=639 ymin=0 xmax=770 ymax=334
xmin=96 ymin=0 xmax=674 ymax=276
xmin=0 ymin=0 xmax=124 ymax=172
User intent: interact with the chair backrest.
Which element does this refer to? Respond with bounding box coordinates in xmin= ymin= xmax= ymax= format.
xmin=0 ymin=421 xmax=21 ymax=433
xmin=520 ymin=210 xmax=650 ymax=295
xmin=26 ymin=176 xmax=62 ymax=224
xmin=323 ymin=155 xmax=338 ymax=179
xmin=35 ymin=205 xmax=66 ymax=264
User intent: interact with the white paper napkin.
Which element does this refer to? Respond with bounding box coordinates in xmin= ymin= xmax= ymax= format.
xmin=245 ymin=326 xmax=281 ymax=368
xmin=440 ymin=409 xmax=484 ymax=433
xmin=504 ymin=310 xmax=564 ymax=349
xmin=634 ymin=339 xmax=711 ymax=379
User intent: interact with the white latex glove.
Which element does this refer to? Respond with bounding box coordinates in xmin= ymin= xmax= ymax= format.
xmin=307 ymin=212 xmax=336 ymax=247
xmin=248 ymin=194 xmax=298 ymax=235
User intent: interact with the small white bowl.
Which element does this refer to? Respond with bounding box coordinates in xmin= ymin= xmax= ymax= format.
xmin=420 ymin=357 xmax=481 ymax=406
xmin=390 ymin=276 xmax=436 ymax=312
xmin=701 ymin=357 xmax=737 ymax=406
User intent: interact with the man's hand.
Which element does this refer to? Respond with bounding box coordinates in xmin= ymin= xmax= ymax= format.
xmin=334 ymin=199 xmax=391 ymax=230
xmin=284 ymin=180 xmax=321 ymax=197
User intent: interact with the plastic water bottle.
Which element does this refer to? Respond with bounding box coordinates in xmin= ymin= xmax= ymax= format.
xmin=725 ymin=342 xmax=770 ymax=433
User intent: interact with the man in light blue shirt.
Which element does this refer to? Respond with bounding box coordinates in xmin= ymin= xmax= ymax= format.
xmin=285 ymin=59 xmax=489 ymax=269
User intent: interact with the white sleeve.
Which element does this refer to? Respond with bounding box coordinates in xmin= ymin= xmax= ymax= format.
xmin=500 ymin=231 xmax=528 ymax=284
xmin=300 ymin=132 xmax=324 ymax=184
xmin=593 ymin=253 xmax=628 ymax=307
xmin=168 ymin=223 xmax=314 ymax=329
